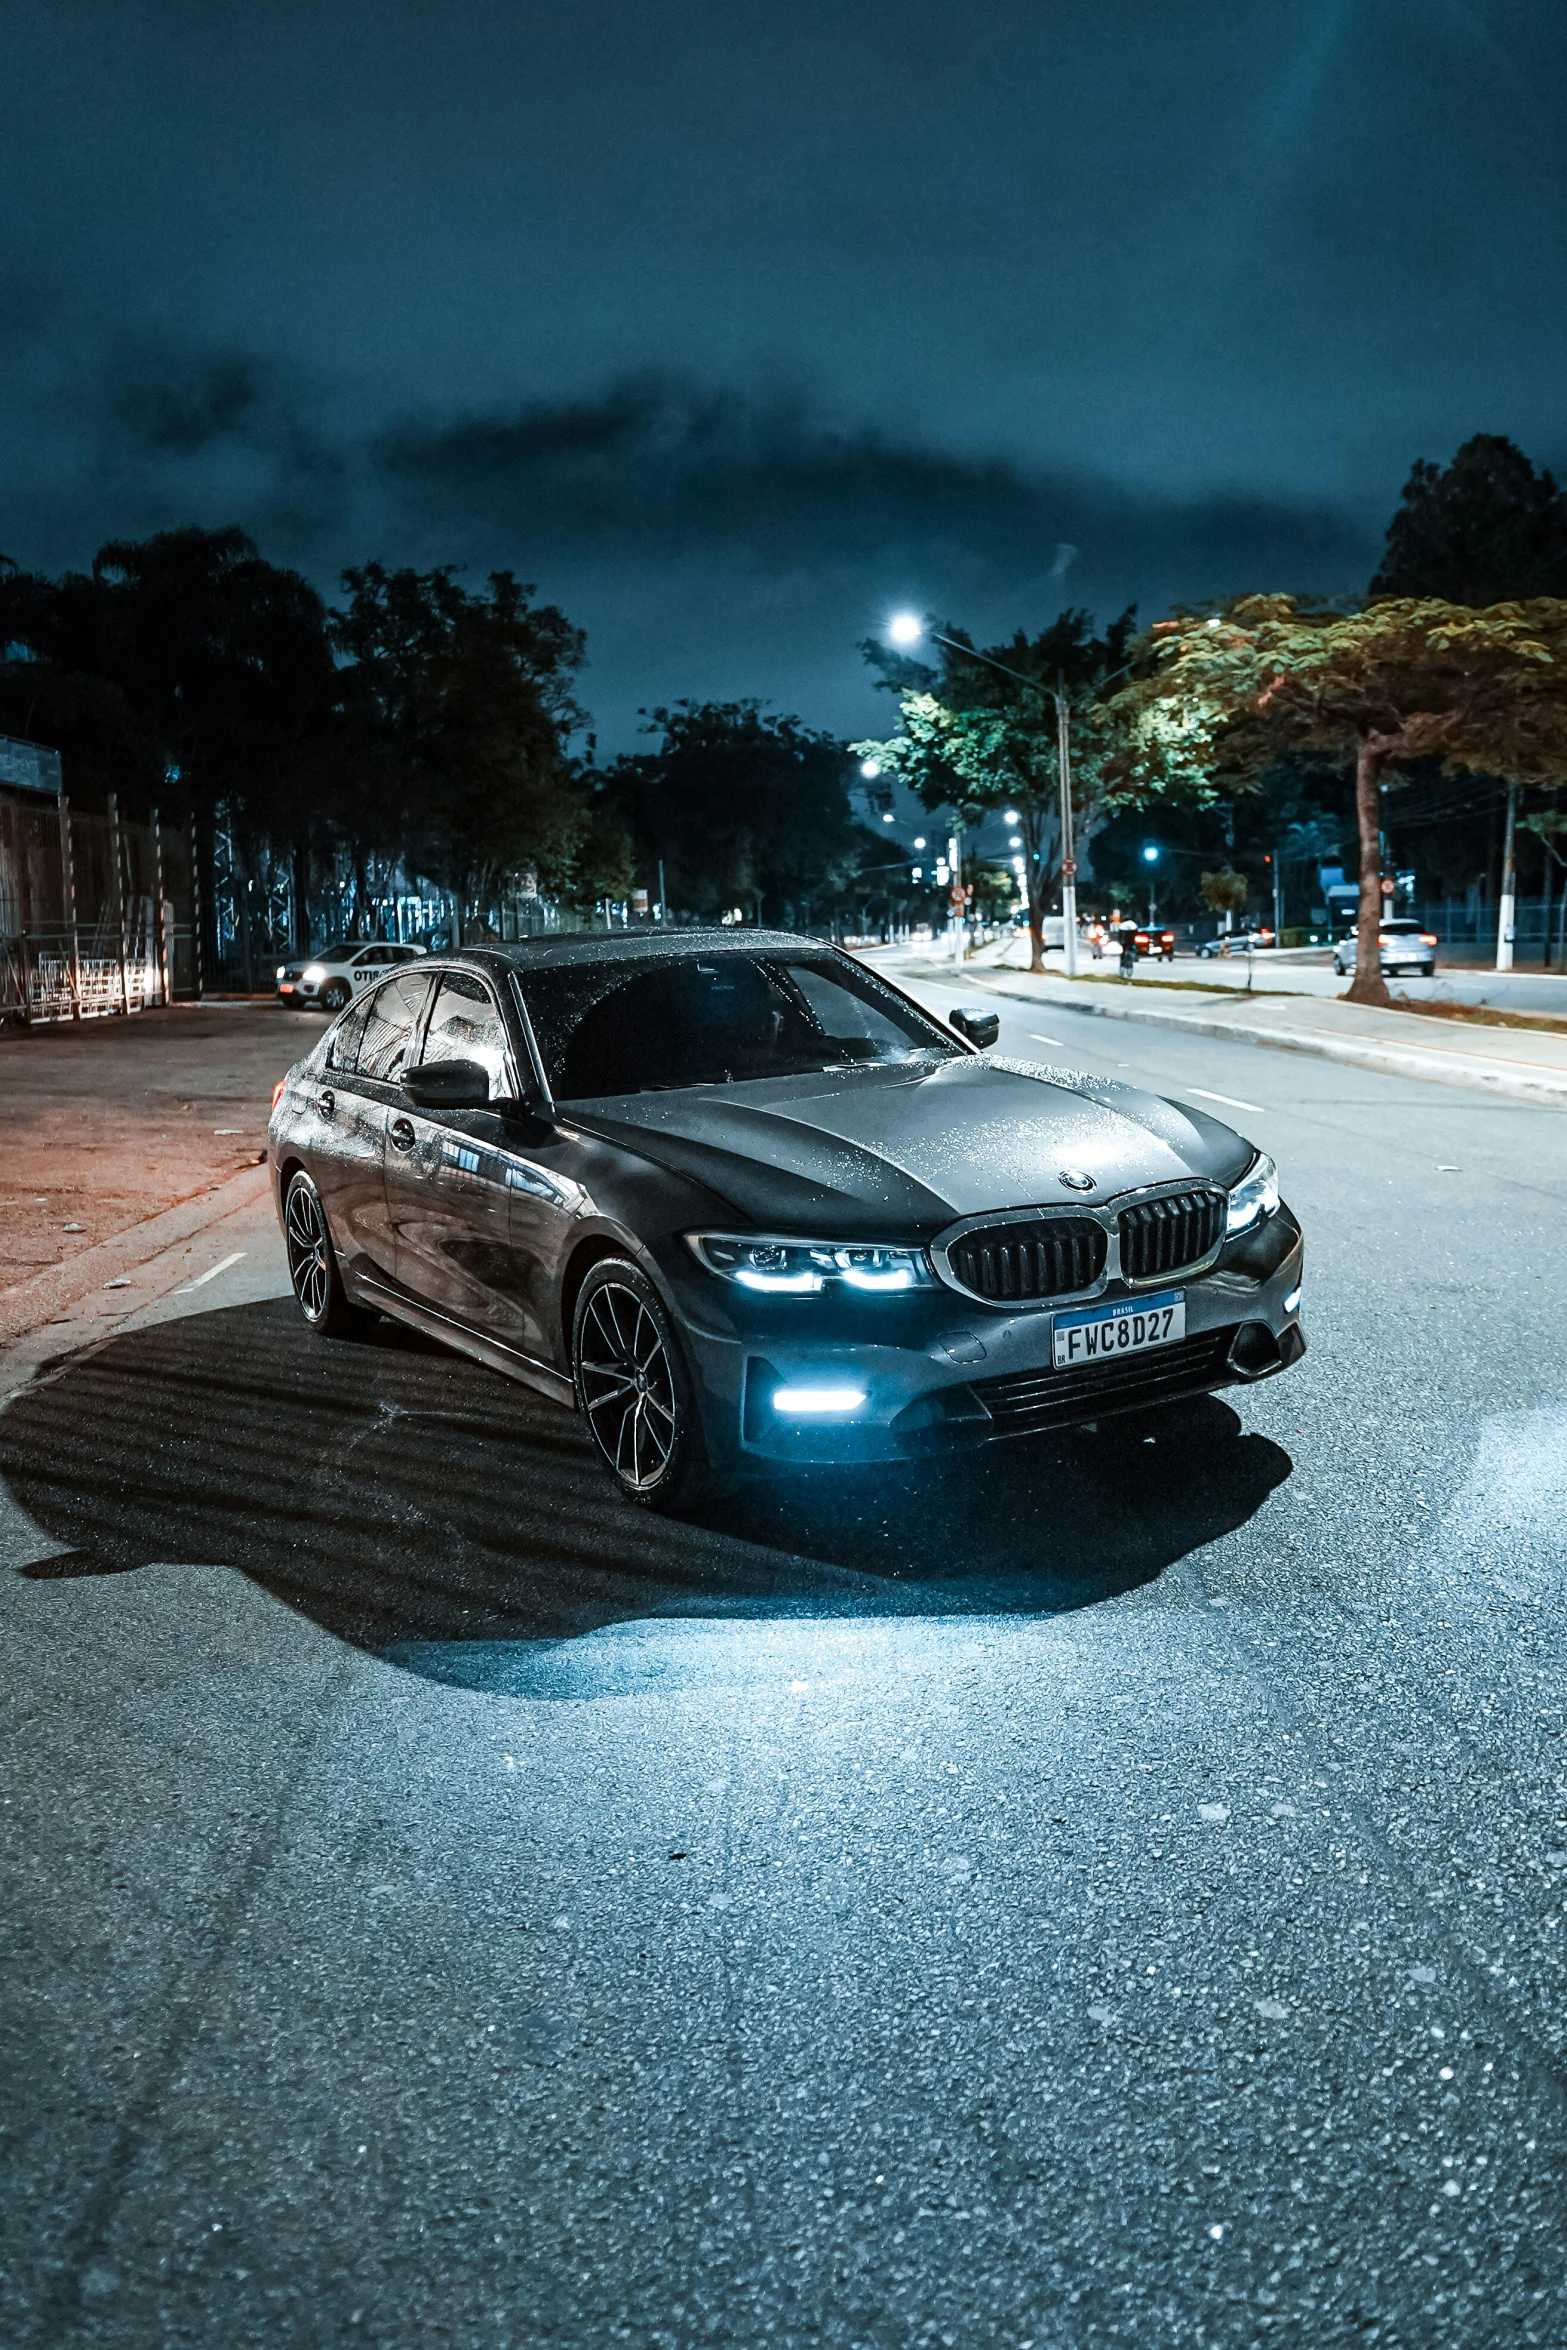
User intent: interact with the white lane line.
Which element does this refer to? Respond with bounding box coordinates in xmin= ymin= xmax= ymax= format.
xmin=1029 ymin=1033 xmax=1070 ymax=1048
xmin=175 ymin=1250 xmax=248 ymax=1294
xmin=1187 ymin=1086 xmax=1267 ymax=1116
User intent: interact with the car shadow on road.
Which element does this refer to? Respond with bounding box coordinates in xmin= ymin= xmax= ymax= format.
xmin=4 ymin=1299 xmax=1291 ymax=1693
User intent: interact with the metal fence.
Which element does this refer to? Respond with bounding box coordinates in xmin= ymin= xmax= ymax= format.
xmin=0 ymin=789 xmax=192 ymax=1022
xmin=1417 ymin=897 xmax=1566 ymax=961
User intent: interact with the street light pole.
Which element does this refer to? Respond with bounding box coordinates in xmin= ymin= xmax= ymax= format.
xmin=1054 ymin=686 xmax=1079 ymax=977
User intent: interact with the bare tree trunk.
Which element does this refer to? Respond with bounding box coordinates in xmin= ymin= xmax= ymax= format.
xmin=292 ymin=837 xmax=312 ymax=957
xmin=1347 ymin=735 xmax=1392 ymax=1008
xmin=1023 ymin=804 xmax=1049 ymax=972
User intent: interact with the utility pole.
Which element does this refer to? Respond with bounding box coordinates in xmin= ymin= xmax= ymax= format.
xmin=1496 ymin=785 xmax=1517 ymax=971
xmin=1273 ymin=846 xmax=1283 ymax=939
xmin=1053 ymin=686 xmax=1079 ymax=978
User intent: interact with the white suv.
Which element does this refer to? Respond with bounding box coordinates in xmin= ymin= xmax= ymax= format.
xmin=276 ymin=940 xmax=427 ymax=1013
xmin=1333 ymin=919 xmax=1437 ymax=979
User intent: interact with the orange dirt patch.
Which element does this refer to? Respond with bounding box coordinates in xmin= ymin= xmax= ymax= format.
xmin=0 ymin=1004 xmax=325 ymax=1292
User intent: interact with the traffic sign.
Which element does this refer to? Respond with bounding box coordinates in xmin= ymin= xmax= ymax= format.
xmin=1061 ymin=857 xmax=1078 ymax=881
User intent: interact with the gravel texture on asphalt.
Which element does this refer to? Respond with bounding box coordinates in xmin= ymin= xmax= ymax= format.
xmin=1 ymin=992 xmax=1564 ymax=2348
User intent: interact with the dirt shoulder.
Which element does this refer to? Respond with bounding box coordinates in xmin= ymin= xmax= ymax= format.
xmin=0 ymin=1004 xmax=324 ymax=1293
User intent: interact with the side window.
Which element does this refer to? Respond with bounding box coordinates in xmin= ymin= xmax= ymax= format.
xmin=326 ymin=993 xmax=374 ymax=1073
xmin=358 ymin=970 xmax=435 ymax=1082
xmin=419 ymin=971 xmax=513 ymax=1098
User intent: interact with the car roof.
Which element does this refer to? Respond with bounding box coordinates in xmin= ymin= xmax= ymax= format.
xmin=462 ymin=928 xmax=840 ymax=973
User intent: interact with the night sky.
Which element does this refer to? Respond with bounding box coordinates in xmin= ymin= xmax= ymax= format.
xmin=4 ymin=0 xmax=1565 ymax=748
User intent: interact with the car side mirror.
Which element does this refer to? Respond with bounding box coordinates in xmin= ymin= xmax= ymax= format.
xmin=402 ymin=1058 xmax=491 ymax=1110
xmin=949 ymin=1007 xmax=1000 ymax=1049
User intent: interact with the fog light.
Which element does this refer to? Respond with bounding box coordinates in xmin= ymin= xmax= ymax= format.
xmin=772 ymin=1385 xmax=867 ymax=1416
xmin=1283 ymin=1284 xmax=1302 ymax=1315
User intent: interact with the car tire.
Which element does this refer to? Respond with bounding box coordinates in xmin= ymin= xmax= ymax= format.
xmin=283 ymin=1170 xmax=378 ymax=1339
xmin=1333 ymin=957 xmax=1346 ymax=975
xmin=320 ymin=979 xmax=350 ymax=1013
xmin=572 ymin=1258 xmax=715 ymax=1511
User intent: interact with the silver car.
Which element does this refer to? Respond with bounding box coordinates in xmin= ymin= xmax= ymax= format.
xmin=1333 ymin=918 xmax=1437 ymax=979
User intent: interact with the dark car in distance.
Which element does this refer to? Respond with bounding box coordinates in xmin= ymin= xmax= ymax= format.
xmin=268 ymin=933 xmax=1305 ymax=1507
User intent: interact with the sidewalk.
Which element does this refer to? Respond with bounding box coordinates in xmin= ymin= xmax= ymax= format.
xmin=0 ymin=1002 xmax=304 ymax=1371
xmin=992 ymin=939 xmax=1567 ymax=1017
xmin=882 ymin=944 xmax=1567 ymax=1108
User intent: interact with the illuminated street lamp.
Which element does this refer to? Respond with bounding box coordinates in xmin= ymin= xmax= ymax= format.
xmin=1142 ymin=843 xmax=1160 ymax=927
xmin=882 ymin=615 xmax=1081 ymax=977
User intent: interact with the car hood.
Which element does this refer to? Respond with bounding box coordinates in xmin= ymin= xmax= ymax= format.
xmin=571 ymin=1053 xmax=1254 ymax=1234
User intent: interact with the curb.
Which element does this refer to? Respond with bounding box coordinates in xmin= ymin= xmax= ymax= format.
xmin=948 ymin=969 xmax=1567 ymax=1110
xmin=0 ymin=1161 xmax=274 ymax=1348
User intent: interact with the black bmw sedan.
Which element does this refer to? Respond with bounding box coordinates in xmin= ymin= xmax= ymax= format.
xmin=268 ymin=932 xmax=1305 ymax=1508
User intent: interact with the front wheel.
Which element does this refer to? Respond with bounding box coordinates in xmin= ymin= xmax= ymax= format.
xmin=284 ymin=1170 xmax=376 ymax=1339
xmin=320 ymin=979 xmax=350 ymax=1013
xmin=572 ymin=1259 xmax=714 ymax=1510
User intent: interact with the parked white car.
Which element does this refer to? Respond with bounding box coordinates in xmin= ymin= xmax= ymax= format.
xmin=277 ymin=940 xmax=427 ymax=1013
xmin=1333 ymin=919 xmax=1437 ymax=979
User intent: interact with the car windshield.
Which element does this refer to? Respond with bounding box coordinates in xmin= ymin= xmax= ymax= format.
xmin=516 ymin=952 xmax=960 ymax=1101
xmin=1381 ymin=920 xmax=1421 ymax=933
xmin=312 ymin=940 xmax=351 ymax=960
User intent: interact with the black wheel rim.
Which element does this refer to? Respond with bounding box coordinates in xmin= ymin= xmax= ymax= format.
xmin=285 ymin=1181 xmax=331 ymax=1322
xmin=579 ymin=1283 xmax=678 ymax=1491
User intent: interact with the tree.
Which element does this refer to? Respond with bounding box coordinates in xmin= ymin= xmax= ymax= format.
xmin=1119 ymin=596 xmax=1567 ymax=1006
xmin=332 ymin=564 xmax=597 ymax=936
xmin=0 ymin=526 xmax=337 ymax=977
xmin=1372 ymin=436 xmax=1567 ymax=606
xmin=1200 ymin=868 xmax=1249 ymax=923
xmin=854 ymin=609 xmax=1137 ymax=972
xmin=604 ymin=701 xmax=857 ymax=924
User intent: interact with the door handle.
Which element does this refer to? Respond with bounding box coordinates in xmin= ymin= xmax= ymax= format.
xmin=318 ymin=1088 xmax=335 ymax=1118
xmin=390 ymin=1116 xmax=416 ymax=1153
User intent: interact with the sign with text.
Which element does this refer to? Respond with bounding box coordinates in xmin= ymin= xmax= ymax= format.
xmin=0 ymin=736 xmax=63 ymax=800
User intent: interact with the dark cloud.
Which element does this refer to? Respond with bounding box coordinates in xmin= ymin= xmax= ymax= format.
xmin=377 ymin=375 xmax=1376 ymax=600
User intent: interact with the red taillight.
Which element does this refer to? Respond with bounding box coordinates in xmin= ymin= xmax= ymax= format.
xmin=1161 ymin=931 xmax=1174 ymax=944
xmin=271 ymin=1080 xmax=286 ymax=1111
xmin=1420 ymin=934 xmax=1437 ymax=946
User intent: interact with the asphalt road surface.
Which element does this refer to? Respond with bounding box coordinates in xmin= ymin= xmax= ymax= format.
xmin=3 ymin=985 xmax=1566 ymax=2349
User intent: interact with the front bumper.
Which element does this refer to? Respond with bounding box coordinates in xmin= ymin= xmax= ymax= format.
xmin=664 ymin=1206 xmax=1306 ymax=1467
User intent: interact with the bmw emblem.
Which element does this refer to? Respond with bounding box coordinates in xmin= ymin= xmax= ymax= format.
xmin=1058 ymin=1168 xmax=1095 ymax=1191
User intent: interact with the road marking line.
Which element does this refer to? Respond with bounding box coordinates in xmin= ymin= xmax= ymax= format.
xmin=1188 ymin=1086 xmax=1267 ymax=1115
xmin=1029 ymin=1033 xmax=1070 ymax=1048
xmin=175 ymin=1250 xmax=247 ymax=1294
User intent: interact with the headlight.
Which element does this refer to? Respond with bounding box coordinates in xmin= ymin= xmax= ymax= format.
xmin=1226 ymin=1152 xmax=1279 ymax=1236
xmin=302 ymin=963 xmax=326 ymax=984
xmin=688 ymin=1234 xmax=933 ymax=1295
xmin=276 ymin=965 xmax=287 ymax=982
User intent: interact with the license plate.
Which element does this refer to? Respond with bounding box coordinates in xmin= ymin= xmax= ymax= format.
xmin=1052 ymin=1289 xmax=1185 ymax=1369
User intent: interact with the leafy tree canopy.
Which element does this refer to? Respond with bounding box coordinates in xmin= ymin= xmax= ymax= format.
xmin=332 ymin=563 xmax=597 ymax=913
xmin=1371 ymin=435 xmax=1567 ymax=606
xmin=604 ymin=700 xmax=857 ymax=922
xmin=1118 ymin=593 xmax=1567 ymax=1001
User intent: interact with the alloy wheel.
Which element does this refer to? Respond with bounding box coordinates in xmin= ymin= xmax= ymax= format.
xmin=285 ymin=1179 xmax=332 ymax=1322
xmin=577 ymin=1281 xmax=679 ymax=1491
